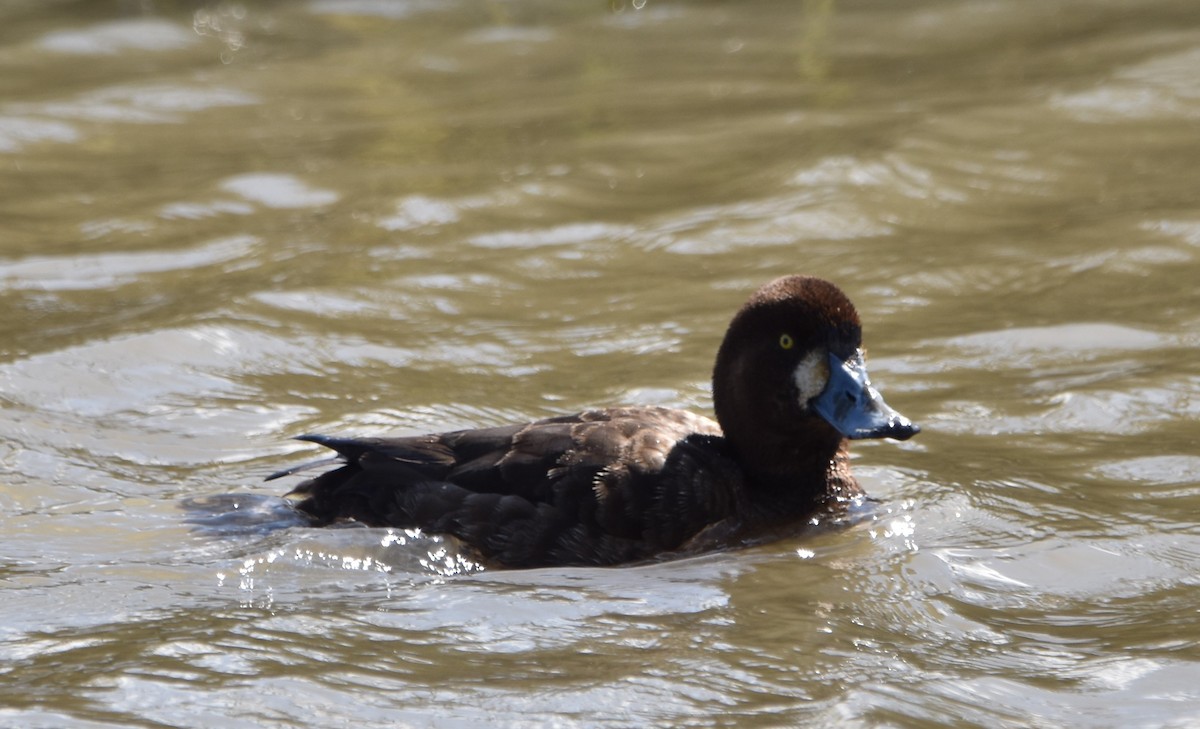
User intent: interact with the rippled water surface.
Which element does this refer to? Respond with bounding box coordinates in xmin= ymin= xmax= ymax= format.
xmin=3 ymin=1 xmax=1200 ymax=726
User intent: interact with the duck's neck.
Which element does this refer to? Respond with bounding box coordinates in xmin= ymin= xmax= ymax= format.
xmin=733 ymin=433 xmax=860 ymax=516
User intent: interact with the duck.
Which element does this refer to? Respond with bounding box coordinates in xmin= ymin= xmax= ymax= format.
xmin=268 ymin=275 xmax=919 ymax=568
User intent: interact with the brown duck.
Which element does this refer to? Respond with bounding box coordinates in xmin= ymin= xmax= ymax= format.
xmin=269 ymin=275 xmax=919 ymax=567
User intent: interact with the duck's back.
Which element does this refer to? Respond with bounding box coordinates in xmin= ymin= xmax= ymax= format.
xmin=281 ymin=406 xmax=745 ymax=567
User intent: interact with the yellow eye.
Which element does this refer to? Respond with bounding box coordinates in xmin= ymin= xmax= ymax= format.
xmin=779 ymin=333 xmax=795 ymax=350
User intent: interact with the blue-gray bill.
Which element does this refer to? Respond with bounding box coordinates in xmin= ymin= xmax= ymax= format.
xmin=812 ymin=351 xmax=920 ymax=441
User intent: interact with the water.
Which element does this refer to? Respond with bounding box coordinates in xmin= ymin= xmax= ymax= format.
xmin=3 ymin=0 xmax=1200 ymax=726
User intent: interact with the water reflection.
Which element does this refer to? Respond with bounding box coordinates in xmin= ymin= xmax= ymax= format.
xmin=220 ymin=173 xmax=339 ymax=209
xmin=0 ymin=115 xmax=78 ymax=152
xmin=0 ymin=235 xmax=257 ymax=292
xmin=37 ymin=18 xmax=197 ymax=56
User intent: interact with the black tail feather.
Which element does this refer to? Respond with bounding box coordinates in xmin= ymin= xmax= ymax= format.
xmin=263 ymin=434 xmax=369 ymax=482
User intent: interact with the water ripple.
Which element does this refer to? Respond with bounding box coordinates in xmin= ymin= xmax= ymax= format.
xmin=38 ymin=18 xmax=197 ymax=55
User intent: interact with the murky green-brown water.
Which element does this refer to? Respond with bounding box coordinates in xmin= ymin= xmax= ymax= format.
xmin=3 ymin=0 xmax=1200 ymax=726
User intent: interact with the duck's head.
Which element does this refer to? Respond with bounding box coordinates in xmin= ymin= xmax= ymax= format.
xmin=712 ymin=275 xmax=918 ymax=473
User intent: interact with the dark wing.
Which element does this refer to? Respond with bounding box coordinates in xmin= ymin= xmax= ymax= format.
xmin=276 ymin=407 xmax=743 ymax=567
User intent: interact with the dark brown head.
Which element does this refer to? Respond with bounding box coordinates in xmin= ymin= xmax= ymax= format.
xmin=711 ymin=275 xmax=918 ymax=477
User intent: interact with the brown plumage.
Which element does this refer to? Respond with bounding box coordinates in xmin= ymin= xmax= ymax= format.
xmin=269 ymin=275 xmax=919 ymax=568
